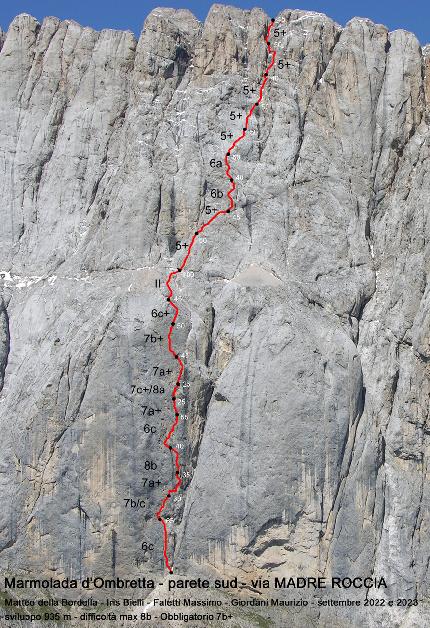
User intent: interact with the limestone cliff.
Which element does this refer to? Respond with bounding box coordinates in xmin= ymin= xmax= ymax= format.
xmin=0 ymin=5 xmax=429 ymax=626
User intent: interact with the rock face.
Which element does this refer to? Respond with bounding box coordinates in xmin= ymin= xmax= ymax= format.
xmin=0 ymin=5 xmax=429 ymax=626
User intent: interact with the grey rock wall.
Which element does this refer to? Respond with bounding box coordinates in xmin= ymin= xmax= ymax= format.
xmin=0 ymin=5 xmax=429 ymax=626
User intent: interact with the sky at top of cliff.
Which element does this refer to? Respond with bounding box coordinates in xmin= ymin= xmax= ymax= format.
xmin=1 ymin=0 xmax=429 ymax=44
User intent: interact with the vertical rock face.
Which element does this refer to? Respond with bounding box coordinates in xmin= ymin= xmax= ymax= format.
xmin=0 ymin=5 xmax=429 ymax=625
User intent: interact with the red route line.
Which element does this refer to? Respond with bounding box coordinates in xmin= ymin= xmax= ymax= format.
xmin=155 ymin=18 xmax=278 ymax=574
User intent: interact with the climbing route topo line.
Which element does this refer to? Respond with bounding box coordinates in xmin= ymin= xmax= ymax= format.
xmin=156 ymin=17 xmax=278 ymax=574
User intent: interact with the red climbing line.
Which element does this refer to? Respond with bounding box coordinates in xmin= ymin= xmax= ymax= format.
xmin=156 ymin=18 xmax=278 ymax=574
